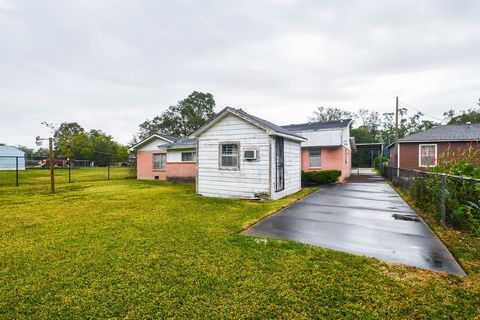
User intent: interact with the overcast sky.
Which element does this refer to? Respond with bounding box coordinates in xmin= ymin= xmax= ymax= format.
xmin=1 ymin=0 xmax=479 ymax=148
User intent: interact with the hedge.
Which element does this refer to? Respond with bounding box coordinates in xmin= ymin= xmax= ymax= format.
xmin=301 ymin=170 xmax=341 ymax=185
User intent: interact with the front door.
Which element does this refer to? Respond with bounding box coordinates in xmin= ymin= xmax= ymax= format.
xmin=275 ymin=137 xmax=285 ymax=192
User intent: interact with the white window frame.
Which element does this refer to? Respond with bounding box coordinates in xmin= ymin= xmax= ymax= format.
xmin=181 ymin=151 xmax=196 ymax=162
xmin=418 ymin=144 xmax=437 ymax=167
xmin=153 ymin=153 xmax=167 ymax=170
xmin=219 ymin=142 xmax=240 ymax=170
xmin=309 ymin=148 xmax=321 ymax=168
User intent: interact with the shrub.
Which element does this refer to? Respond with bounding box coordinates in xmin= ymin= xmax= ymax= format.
xmin=301 ymin=170 xmax=341 ymax=185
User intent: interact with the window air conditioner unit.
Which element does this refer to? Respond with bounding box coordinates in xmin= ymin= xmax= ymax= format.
xmin=244 ymin=149 xmax=257 ymax=160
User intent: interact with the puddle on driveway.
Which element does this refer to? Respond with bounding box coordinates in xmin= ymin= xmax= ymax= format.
xmin=392 ymin=214 xmax=421 ymax=222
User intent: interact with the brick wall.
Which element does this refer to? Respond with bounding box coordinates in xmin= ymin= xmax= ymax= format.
xmin=136 ymin=150 xmax=167 ymax=180
xmin=166 ymin=162 xmax=196 ymax=179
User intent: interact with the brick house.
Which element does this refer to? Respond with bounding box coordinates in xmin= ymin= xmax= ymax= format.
xmin=388 ymin=123 xmax=480 ymax=170
xmin=129 ymin=134 xmax=196 ymax=182
xmin=281 ymin=119 xmax=355 ymax=182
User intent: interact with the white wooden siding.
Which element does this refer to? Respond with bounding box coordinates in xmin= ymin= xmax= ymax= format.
xmin=197 ymin=114 xmax=271 ymax=199
xmin=167 ymin=148 xmax=196 ymax=162
xmin=137 ymin=137 xmax=171 ymax=151
xmin=270 ymin=137 xmax=301 ymax=200
xmin=295 ymin=126 xmax=351 ymax=150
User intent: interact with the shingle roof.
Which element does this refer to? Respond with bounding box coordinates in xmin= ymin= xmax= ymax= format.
xmin=398 ymin=123 xmax=480 ymax=142
xmin=168 ymin=137 xmax=197 ymax=149
xmin=233 ymin=108 xmax=306 ymax=140
xmin=129 ymin=133 xmax=181 ymax=151
xmin=281 ymin=119 xmax=352 ymax=132
xmin=156 ymin=133 xmax=181 ymax=142
xmin=193 ymin=107 xmax=306 ymax=141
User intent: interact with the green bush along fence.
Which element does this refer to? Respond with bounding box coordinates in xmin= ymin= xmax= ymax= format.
xmin=382 ymin=165 xmax=480 ymax=234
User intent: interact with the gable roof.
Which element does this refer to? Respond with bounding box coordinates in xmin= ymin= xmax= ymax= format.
xmin=387 ymin=123 xmax=480 ymax=148
xmin=129 ymin=133 xmax=181 ymax=151
xmin=192 ymin=107 xmax=306 ymax=141
xmin=281 ymin=119 xmax=352 ymax=132
xmin=168 ymin=137 xmax=197 ymax=149
xmin=0 ymin=146 xmax=25 ymax=156
xmin=399 ymin=123 xmax=480 ymax=142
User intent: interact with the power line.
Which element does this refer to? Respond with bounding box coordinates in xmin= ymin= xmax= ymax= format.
xmin=399 ymin=100 xmax=444 ymax=122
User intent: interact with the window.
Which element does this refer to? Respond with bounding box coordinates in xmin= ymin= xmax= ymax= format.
xmin=275 ymin=137 xmax=284 ymax=192
xmin=153 ymin=153 xmax=166 ymax=170
xmin=419 ymin=144 xmax=437 ymax=167
xmin=220 ymin=143 xmax=239 ymax=168
xmin=309 ymin=149 xmax=321 ymax=168
xmin=181 ymin=152 xmax=196 ymax=162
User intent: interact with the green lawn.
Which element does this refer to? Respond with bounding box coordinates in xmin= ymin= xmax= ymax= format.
xmin=1 ymin=180 xmax=479 ymax=319
xmin=0 ymin=167 xmax=131 ymax=187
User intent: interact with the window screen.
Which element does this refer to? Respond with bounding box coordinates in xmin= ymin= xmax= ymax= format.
xmin=181 ymin=152 xmax=196 ymax=162
xmin=153 ymin=153 xmax=166 ymax=170
xmin=420 ymin=145 xmax=436 ymax=166
xmin=309 ymin=149 xmax=321 ymax=168
xmin=220 ymin=144 xmax=239 ymax=168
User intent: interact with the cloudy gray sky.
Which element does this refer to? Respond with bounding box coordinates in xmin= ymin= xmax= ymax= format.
xmin=1 ymin=0 xmax=479 ymax=148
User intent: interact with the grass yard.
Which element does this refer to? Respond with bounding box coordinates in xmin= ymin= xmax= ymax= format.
xmin=0 ymin=167 xmax=131 ymax=187
xmin=1 ymin=179 xmax=479 ymax=319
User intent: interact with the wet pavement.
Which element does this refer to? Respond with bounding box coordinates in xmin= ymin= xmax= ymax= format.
xmin=244 ymin=169 xmax=465 ymax=275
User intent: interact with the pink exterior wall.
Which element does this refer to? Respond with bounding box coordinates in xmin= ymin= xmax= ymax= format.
xmin=136 ymin=150 xmax=167 ymax=180
xmin=166 ymin=162 xmax=196 ymax=179
xmin=136 ymin=151 xmax=196 ymax=181
xmin=301 ymin=147 xmax=352 ymax=182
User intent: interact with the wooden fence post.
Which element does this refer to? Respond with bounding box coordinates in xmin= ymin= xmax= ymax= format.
xmin=440 ymin=174 xmax=446 ymax=227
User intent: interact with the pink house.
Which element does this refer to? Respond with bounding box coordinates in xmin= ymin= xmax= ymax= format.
xmin=129 ymin=134 xmax=197 ymax=182
xmin=282 ymin=119 xmax=355 ymax=182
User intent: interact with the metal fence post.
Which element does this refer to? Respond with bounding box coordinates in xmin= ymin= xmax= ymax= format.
xmin=68 ymin=159 xmax=71 ymax=183
xmin=107 ymin=160 xmax=110 ymax=180
xmin=440 ymin=174 xmax=446 ymax=227
xmin=16 ymin=156 xmax=19 ymax=187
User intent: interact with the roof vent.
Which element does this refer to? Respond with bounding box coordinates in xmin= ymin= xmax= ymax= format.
xmin=466 ymin=122 xmax=471 ymax=125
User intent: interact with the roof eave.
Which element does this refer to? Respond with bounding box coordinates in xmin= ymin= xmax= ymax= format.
xmin=129 ymin=134 xmax=174 ymax=152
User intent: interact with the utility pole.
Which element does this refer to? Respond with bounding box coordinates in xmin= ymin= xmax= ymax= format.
xmin=49 ymin=138 xmax=55 ymax=193
xmin=36 ymin=135 xmax=55 ymax=193
xmin=395 ymin=96 xmax=399 ymax=142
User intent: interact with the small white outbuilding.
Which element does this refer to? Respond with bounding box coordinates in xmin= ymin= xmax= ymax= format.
xmin=0 ymin=145 xmax=26 ymax=171
xmin=192 ymin=107 xmax=306 ymax=200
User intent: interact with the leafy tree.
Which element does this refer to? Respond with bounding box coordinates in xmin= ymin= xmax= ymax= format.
xmin=33 ymin=148 xmax=49 ymax=158
xmin=15 ymin=145 xmax=34 ymax=159
xmin=88 ymin=129 xmax=125 ymax=166
xmin=53 ymin=122 xmax=91 ymax=159
xmin=444 ymin=99 xmax=480 ymax=124
xmin=309 ymin=107 xmax=355 ymax=123
xmin=138 ymin=91 xmax=216 ymax=139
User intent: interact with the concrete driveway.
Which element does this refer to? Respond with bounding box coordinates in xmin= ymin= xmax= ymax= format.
xmin=244 ymin=169 xmax=465 ymax=275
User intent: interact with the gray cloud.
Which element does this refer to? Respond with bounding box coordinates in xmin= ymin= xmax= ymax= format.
xmin=1 ymin=0 xmax=479 ymax=147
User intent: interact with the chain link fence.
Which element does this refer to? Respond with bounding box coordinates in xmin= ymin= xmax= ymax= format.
xmin=381 ymin=165 xmax=480 ymax=233
xmin=0 ymin=156 xmax=135 ymax=187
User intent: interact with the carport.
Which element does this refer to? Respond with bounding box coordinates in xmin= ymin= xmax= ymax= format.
xmin=244 ymin=170 xmax=465 ymax=275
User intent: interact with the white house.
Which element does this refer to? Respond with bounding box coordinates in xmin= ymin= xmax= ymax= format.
xmin=192 ymin=107 xmax=306 ymax=200
xmin=0 ymin=145 xmax=26 ymax=171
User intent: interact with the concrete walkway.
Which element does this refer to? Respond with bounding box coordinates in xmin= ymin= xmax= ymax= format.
xmin=244 ymin=169 xmax=465 ymax=275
